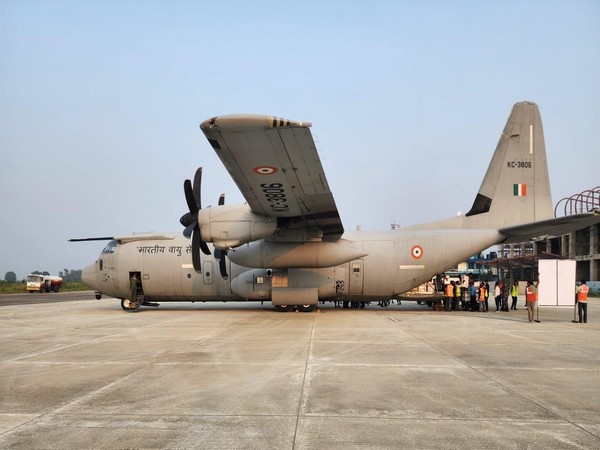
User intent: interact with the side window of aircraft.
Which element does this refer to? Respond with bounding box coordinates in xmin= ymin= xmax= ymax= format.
xmin=102 ymin=240 xmax=117 ymax=254
xmin=352 ymin=263 xmax=360 ymax=273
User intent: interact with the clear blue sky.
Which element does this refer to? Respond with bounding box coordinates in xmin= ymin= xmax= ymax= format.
xmin=1 ymin=0 xmax=599 ymax=280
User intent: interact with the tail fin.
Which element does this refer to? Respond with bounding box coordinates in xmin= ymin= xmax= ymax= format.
xmin=465 ymin=101 xmax=553 ymax=228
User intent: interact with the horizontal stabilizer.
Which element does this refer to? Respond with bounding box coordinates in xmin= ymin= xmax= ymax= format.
xmin=499 ymin=210 xmax=600 ymax=243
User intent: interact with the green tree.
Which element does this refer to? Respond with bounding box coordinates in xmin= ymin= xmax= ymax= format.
xmin=4 ymin=272 xmax=17 ymax=282
xmin=31 ymin=270 xmax=50 ymax=276
xmin=58 ymin=269 xmax=82 ymax=282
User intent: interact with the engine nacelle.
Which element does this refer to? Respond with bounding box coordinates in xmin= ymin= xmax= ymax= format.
xmin=228 ymin=239 xmax=367 ymax=268
xmin=198 ymin=203 xmax=277 ymax=249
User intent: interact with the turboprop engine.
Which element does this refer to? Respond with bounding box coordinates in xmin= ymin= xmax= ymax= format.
xmin=198 ymin=203 xmax=278 ymax=250
xmin=180 ymin=167 xmax=279 ymax=275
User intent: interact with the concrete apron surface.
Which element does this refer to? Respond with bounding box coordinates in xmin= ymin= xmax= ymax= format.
xmin=0 ymin=296 xmax=598 ymax=449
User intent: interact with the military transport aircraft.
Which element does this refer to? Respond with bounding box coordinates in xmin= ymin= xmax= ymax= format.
xmin=73 ymin=102 xmax=600 ymax=312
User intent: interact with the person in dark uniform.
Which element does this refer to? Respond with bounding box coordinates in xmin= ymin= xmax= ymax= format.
xmin=129 ymin=273 xmax=139 ymax=310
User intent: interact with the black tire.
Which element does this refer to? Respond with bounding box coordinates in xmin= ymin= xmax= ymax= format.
xmin=297 ymin=304 xmax=316 ymax=313
xmin=274 ymin=304 xmax=294 ymax=312
xmin=121 ymin=299 xmax=131 ymax=311
xmin=95 ymin=293 xmax=102 ymax=300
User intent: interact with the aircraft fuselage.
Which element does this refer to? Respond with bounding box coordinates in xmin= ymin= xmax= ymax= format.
xmin=83 ymin=228 xmax=501 ymax=305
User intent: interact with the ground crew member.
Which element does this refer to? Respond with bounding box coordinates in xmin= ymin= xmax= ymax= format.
xmin=494 ymin=281 xmax=502 ymax=312
xmin=511 ymin=281 xmax=519 ymax=310
xmin=445 ymin=281 xmax=454 ymax=312
xmin=454 ymin=282 xmax=461 ymax=311
xmin=576 ymin=279 xmax=589 ymax=323
xmin=479 ymin=283 xmax=487 ymax=312
xmin=526 ymin=280 xmax=537 ymax=323
xmin=469 ymin=281 xmax=477 ymax=311
xmin=129 ymin=273 xmax=139 ymax=310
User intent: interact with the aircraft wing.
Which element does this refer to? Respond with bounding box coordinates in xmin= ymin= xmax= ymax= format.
xmin=499 ymin=210 xmax=600 ymax=243
xmin=200 ymin=115 xmax=344 ymax=240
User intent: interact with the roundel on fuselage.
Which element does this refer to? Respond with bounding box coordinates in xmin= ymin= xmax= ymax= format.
xmin=411 ymin=245 xmax=423 ymax=259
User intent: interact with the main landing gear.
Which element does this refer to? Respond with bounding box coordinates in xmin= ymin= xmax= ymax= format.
xmin=121 ymin=298 xmax=137 ymax=312
xmin=120 ymin=297 xmax=160 ymax=312
xmin=273 ymin=304 xmax=317 ymax=313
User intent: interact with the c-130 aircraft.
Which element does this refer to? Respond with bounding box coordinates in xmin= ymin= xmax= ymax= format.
xmin=73 ymin=102 xmax=600 ymax=312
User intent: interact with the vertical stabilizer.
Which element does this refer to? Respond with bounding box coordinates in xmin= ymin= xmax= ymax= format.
xmin=465 ymin=101 xmax=553 ymax=228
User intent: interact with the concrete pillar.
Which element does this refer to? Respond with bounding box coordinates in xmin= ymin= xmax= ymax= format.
xmin=591 ymin=224 xmax=599 ymax=281
xmin=569 ymin=232 xmax=576 ymax=259
xmin=561 ymin=235 xmax=568 ymax=257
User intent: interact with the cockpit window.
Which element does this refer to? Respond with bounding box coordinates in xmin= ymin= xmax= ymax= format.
xmin=102 ymin=240 xmax=118 ymax=254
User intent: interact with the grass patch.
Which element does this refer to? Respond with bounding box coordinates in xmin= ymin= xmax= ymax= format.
xmin=0 ymin=281 xmax=88 ymax=294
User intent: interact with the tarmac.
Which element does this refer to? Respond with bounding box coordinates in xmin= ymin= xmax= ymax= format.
xmin=0 ymin=292 xmax=599 ymax=449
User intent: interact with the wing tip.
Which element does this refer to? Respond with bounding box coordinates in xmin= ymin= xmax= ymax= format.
xmin=200 ymin=114 xmax=311 ymax=131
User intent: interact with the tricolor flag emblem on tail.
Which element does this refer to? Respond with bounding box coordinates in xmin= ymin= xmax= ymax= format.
xmin=513 ymin=183 xmax=527 ymax=196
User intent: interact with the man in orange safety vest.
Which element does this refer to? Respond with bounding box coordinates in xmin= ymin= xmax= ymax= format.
xmin=576 ymin=279 xmax=589 ymax=323
xmin=525 ymin=280 xmax=538 ymax=323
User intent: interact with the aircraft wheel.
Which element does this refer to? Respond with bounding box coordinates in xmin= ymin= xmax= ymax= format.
xmin=297 ymin=304 xmax=316 ymax=313
xmin=121 ymin=299 xmax=138 ymax=312
xmin=274 ymin=304 xmax=294 ymax=312
xmin=95 ymin=293 xmax=102 ymax=300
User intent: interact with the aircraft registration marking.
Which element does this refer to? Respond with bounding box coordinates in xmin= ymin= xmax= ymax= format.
xmin=506 ymin=161 xmax=532 ymax=168
xmin=260 ymin=182 xmax=289 ymax=213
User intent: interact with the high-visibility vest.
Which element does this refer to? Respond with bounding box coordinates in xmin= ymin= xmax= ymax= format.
xmin=578 ymin=285 xmax=589 ymax=302
xmin=511 ymin=285 xmax=518 ymax=297
xmin=455 ymin=285 xmax=461 ymax=297
xmin=526 ymin=286 xmax=537 ymax=302
xmin=446 ymin=284 xmax=454 ymax=297
xmin=479 ymin=287 xmax=486 ymax=301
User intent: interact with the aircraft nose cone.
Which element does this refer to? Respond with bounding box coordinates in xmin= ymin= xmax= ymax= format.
xmin=81 ymin=263 xmax=98 ymax=290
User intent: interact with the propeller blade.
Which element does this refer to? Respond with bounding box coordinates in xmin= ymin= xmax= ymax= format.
xmin=218 ymin=255 xmax=228 ymax=279
xmin=183 ymin=222 xmax=195 ymax=239
xmin=192 ymin=167 xmax=202 ymax=209
xmin=184 ymin=179 xmax=198 ymax=215
xmin=214 ymin=249 xmax=228 ymax=279
xmin=199 ymin=239 xmax=211 ymax=256
xmin=191 ymin=228 xmax=202 ymax=273
xmin=180 ymin=212 xmax=195 ymax=228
